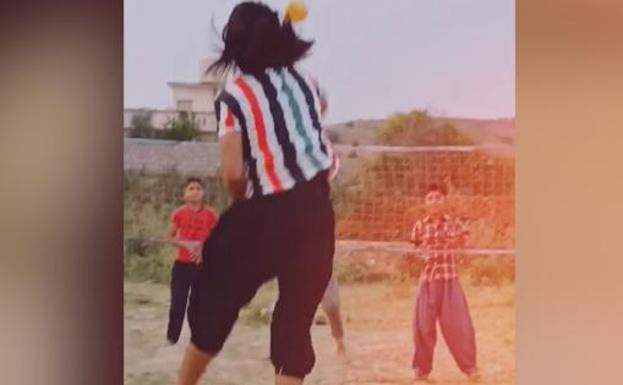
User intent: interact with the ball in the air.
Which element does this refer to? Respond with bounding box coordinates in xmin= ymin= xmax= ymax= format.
xmin=285 ymin=1 xmax=308 ymax=23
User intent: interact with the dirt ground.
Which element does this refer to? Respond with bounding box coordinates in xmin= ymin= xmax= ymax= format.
xmin=125 ymin=279 xmax=515 ymax=385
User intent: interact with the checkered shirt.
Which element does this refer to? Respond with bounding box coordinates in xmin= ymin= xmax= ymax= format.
xmin=411 ymin=215 xmax=469 ymax=282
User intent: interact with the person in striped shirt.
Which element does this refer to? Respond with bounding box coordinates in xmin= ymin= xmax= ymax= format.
xmin=410 ymin=184 xmax=481 ymax=382
xmin=176 ymin=3 xmax=338 ymax=385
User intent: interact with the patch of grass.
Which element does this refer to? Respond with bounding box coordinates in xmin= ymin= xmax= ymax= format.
xmin=336 ymin=253 xmax=394 ymax=283
xmin=464 ymin=255 xmax=515 ymax=286
xmin=336 ymin=252 xmax=515 ymax=287
xmin=124 ymin=248 xmax=173 ymax=284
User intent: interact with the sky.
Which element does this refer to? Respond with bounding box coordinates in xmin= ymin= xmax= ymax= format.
xmin=124 ymin=0 xmax=515 ymax=124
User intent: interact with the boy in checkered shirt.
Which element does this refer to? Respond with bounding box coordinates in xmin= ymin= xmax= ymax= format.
xmin=410 ymin=184 xmax=480 ymax=382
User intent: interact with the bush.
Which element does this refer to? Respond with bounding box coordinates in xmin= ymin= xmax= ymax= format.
xmin=376 ymin=109 xmax=474 ymax=146
xmin=124 ymin=237 xmax=162 ymax=258
xmin=327 ymin=130 xmax=341 ymax=143
xmin=162 ymin=111 xmax=201 ymax=141
xmin=129 ymin=111 xmax=161 ymax=139
xmin=124 ymin=248 xmax=172 ymax=284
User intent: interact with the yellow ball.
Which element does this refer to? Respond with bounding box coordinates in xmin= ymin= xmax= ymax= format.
xmin=285 ymin=1 xmax=308 ymax=23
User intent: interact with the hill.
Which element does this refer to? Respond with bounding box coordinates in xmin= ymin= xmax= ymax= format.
xmin=326 ymin=116 xmax=515 ymax=148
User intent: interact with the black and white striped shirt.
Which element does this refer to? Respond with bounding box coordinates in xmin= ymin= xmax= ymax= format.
xmin=215 ymin=66 xmax=338 ymax=198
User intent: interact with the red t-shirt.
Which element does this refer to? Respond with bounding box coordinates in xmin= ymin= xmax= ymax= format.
xmin=171 ymin=205 xmax=218 ymax=262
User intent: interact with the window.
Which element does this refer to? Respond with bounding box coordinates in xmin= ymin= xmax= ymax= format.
xmin=177 ymin=99 xmax=193 ymax=112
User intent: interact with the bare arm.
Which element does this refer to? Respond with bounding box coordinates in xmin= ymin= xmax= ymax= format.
xmin=219 ymin=131 xmax=247 ymax=201
xmin=165 ymin=221 xmax=183 ymax=247
xmin=164 ymin=220 xmax=201 ymax=261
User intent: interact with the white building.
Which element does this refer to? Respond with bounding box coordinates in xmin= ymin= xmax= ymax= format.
xmin=124 ymin=58 xmax=224 ymax=139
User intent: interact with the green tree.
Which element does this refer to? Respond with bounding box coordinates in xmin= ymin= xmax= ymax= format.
xmin=376 ymin=109 xmax=474 ymax=146
xmin=162 ymin=111 xmax=201 ymax=141
xmin=129 ymin=111 xmax=158 ymax=139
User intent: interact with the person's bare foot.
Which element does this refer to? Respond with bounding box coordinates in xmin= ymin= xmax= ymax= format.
xmin=336 ymin=338 xmax=346 ymax=354
xmin=466 ymin=369 xmax=482 ymax=383
xmin=335 ymin=338 xmax=349 ymax=363
xmin=413 ymin=369 xmax=429 ymax=382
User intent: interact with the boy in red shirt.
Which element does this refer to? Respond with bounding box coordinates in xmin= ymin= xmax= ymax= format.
xmin=410 ymin=184 xmax=480 ymax=382
xmin=165 ymin=177 xmax=218 ymax=344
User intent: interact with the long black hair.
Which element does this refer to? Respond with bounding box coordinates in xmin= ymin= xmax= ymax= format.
xmin=207 ymin=2 xmax=314 ymax=75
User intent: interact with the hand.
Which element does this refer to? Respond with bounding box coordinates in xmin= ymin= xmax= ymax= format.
xmin=177 ymin=240 xmax=202 ymax=264
xmin=189 ymin=244 xmax=203 ymax=264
